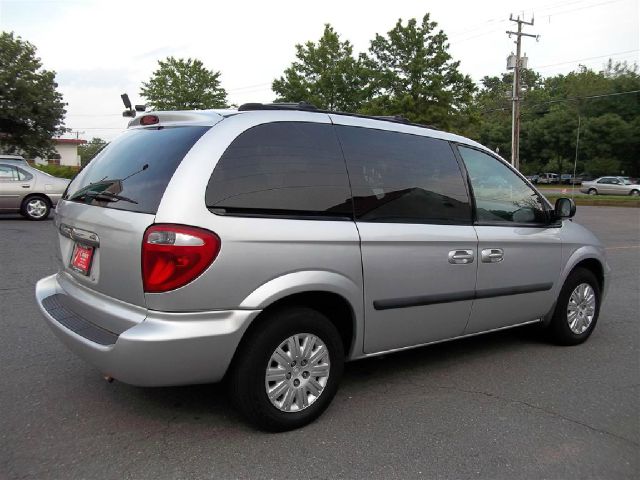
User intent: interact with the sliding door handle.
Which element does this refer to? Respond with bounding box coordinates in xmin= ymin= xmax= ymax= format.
xmin=481 ymin=248 xmax=504 ymax=263
xmin=448 ymin=249 xmax=474 ymax=264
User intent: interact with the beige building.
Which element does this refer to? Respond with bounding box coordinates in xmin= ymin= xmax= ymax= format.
xmin=33 ymin=138 xmax=86 ymax=167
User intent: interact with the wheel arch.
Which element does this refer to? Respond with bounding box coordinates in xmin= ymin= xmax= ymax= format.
xmin=21 ymin=192 xmax=52 ymax=208
xmin=248 ymin=291 xmax=357 ymax=357
xmin=543 ymin=251 xmax=607 ymax=326
xmin=571 ymin=257 xmax=605 ymax=292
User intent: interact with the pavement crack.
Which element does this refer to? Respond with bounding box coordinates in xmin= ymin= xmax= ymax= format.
xmin=391 ymin=378 xmax=639 ymax=447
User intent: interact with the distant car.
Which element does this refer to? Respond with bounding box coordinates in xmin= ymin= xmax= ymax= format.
xmin=580 ymin=176 xmax=640 ymax=196
xmin=525 ymin=174 xmax=539 ymax=184
xmin=620 ymin=176 xmax=639 ymax=185
xmin=0 ymin=161 xmax=70 ymax=220
xmin=560 ymin=174 xmax=573 ymax=184
xmin=0 ymin=154 xmax=29 ymax=167
xmin=538 ymin=173 xmax=559 ymax=184
xmin=570 ymin=173 xmax=594 ymax=185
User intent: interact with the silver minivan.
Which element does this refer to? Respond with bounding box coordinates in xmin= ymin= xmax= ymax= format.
xmin=35 ymin=104 xmax=609 ymax=431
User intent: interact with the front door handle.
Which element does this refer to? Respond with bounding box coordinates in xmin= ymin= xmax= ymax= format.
xmin=448 ymin=249 xmax=474 ymax=264
xmin=22 ymin=184 xmax=31 ymax=188
xmin=481 ymin=248 xmax=504 ymax=263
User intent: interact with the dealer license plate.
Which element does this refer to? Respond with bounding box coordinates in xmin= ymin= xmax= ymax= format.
xmin=70 ymin=243 xmax=94 ymax=275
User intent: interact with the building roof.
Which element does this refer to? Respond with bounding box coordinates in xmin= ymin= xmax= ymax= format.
xmin=53 ymin=138 xmax=87 ymax=145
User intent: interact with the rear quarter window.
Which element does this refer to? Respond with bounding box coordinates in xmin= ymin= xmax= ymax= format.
xmin=205 ymin=122 xmax=352 ymax=219
xmin=64 ymin=126 xmax=209 ymax=214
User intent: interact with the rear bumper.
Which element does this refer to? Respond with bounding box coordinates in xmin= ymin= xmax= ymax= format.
xmin=35 ymin=273 xmax=260 ymax=386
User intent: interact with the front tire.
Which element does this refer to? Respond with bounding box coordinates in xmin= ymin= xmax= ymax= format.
xmin=588 ymin=188 xmax=598 ymax=196
xmin=21 ymin=196 xmax=51 ymax=220
xmin=630 ymin=189 xmax=639 ymax=197
xmin=229 ymin=306 xmax=344 ymax=431
xmin=547 ymin=268 xmax=601 ymax=345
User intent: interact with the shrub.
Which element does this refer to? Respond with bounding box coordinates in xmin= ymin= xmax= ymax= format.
xmin=33 ymin=164 xmax=79 ymax=179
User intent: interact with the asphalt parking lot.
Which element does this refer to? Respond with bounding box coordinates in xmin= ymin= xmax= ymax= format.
xmin=1 ymin=207 xmax=638 ymax=480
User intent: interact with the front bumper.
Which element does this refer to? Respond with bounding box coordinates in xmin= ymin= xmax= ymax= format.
xmin=35 ymin=273 xmax=260 ymax=386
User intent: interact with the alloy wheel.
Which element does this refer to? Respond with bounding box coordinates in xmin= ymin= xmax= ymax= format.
xmin=265 ymin=333 xmax=330 ymax=413
xmin=26 ymin=198 xmax=48 ymax=219
xmin=567 ymin=283 xmax=596 ymax=334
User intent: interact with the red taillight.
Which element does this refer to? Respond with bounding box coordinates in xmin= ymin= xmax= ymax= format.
xmin=142 ymin=224 xmax=221 ymax=293
xmin=140 ymin=114 xmax=159 ymax=126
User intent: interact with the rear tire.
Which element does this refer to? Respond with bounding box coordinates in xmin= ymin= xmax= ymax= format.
xmin=588 ymin=188 xmax=597 ymax=196
xmin=547 ymin=268 xmax=601 ymax=346
xmin=228 ymin=306 xmax=344 ymax=431
xmin=20 ymin=196 xmax=51 ymax=220
xmin=630 ymin=189 xmax=639 ymax=197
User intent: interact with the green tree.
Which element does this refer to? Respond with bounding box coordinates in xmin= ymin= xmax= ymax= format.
xmin=0 ymin=32 xmax=66 ymax=158
xmin=584 ymin=157 xmax=621 ymax=177
xmin=78 ymin=137 xmax=107 ymax=166
xmin=470 ymin=61 xmax=639 ymax=176
xmin=362 ymin=14 xmax=476 ymax=131
xmin=140 ymin=57 xmax=228 ymax=110
xmin=272 ymin=24 xmax=370 ymax=111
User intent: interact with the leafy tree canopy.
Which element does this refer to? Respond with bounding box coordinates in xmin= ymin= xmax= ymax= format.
xmin=272 ymin=24 xmax=370 ymax=111
xmin=474 ymin=61 xmax=639 ymax=176
xmin=0 ymin=31 xmax=66 ymax=158
xmin=78 ymin=137 xmax=106 ymax=166
xmin=140 ymin=57 xmax=228 ymax=110
xmin=361 ymin=14 xmax=476 ymax=130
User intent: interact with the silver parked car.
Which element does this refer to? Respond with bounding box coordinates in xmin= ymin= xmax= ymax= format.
xmin=580 ymin=176 xmax=640 ymax=196
xmin=0 ymin=160 xmax=70 ymax=220
xmin=35 ymin=104 xmax=610 ymax=431
xmin=0 ymin=154 xmax=30 ymax=167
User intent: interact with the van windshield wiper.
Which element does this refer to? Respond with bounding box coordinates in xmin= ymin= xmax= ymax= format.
xmin=66 ymin=164 xmax=149 ymax=202
xmin=71 ymin=190 xmax=138 ymax=204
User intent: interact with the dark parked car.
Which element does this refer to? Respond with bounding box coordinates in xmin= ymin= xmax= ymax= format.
xmin=570 ymin=173 xmax=595 ymax=185
xmin=560 ymin=174 xmax=573 ymax=184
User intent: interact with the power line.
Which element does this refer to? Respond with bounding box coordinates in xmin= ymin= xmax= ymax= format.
xmin=451 ymin=0 xmax=628 ymax=43
xmin=481 ymin=89 xmax=640 ymax=114
xmin=529 ymin=49 xmax=639 ymax=70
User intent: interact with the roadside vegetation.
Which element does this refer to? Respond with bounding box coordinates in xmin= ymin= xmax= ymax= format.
xmin=544 ymin=194 xmax=640 ymax=208
xmin=33 ymin=164 xmax=78 ymax=179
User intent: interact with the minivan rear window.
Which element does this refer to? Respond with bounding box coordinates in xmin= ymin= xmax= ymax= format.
xmin=64 ymin=126 xmax=209 ymax=214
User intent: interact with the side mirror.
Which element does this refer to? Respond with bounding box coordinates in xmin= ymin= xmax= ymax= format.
xmin=554 ymin=197 xmax=576 ymax=220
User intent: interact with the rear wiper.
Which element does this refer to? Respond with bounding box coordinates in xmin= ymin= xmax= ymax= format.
xmin=73 ymin=191 xmax=138 ymax=204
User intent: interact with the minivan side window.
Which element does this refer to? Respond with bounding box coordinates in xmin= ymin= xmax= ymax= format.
xmin=335 ymin=126 xmax=471 ymax=224
xmin=458 ymin=146 xmax=548 ymax=224
xmin=206 ymin=122 xmax=352 ymax=218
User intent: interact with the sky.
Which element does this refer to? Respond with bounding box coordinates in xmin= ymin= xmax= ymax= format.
xmin=1 ymin=0 xmax=638 ymax=141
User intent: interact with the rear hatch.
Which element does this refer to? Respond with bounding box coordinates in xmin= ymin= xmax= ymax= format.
xmin=56 ymin=124 xmax=211 ymax=307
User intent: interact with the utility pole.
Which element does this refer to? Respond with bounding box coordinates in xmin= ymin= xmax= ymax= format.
xmin=506 ymin=15 xmax=538 ymax=170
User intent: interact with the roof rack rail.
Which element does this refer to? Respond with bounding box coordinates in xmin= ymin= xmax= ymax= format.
xmin=373 ymin=115 xmax=410 ymax=124
xmin=238 ymin=101 xmax=318 ymax=112
xmin=236 ymin=101 xmax=439 ymax=131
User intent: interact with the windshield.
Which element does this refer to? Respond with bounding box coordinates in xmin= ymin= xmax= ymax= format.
xmin=64 ymin=126 xmax=209 ymax=214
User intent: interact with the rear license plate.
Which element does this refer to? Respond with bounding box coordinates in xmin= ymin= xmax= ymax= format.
xmin=70 ymin=243 xmax=94 ymax=275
